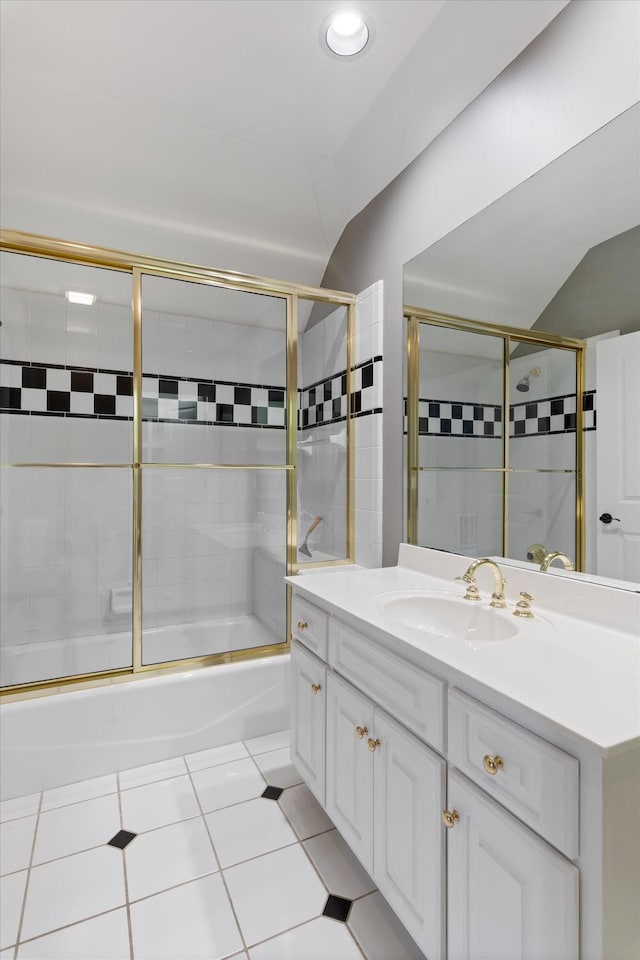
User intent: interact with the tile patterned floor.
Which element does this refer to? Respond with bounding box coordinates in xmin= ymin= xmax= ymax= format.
xmin=0 ymin=731 xmax=426 ymax=960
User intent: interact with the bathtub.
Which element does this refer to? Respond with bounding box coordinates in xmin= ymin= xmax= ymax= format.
xmin=0 ymin=614 xmax=280 ymax=688
xmin=0 ymin=652 xmax=290 ymax=801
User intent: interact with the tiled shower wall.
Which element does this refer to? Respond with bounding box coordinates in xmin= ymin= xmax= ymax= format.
xmin=416 ymin=346 xmax=592 ymax=562
xmin=297 ymin=282 xmax=383 ymax=569
xmin=0 ymin=280 xmax=287 ymax=657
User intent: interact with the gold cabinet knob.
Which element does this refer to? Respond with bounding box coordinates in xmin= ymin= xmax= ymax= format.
xmin=355 ymin=725 xmax=368 ymax=739
xmin=367 ymin=737 xmax=381 ymax=752
xmin=442 ymin=809 xmax=460 ymax=829
xmin=483 ymin=754 xmax=504 ymax=775
xmin=310 ymin=683 xmax=321 ymax=695
xmin=297 ymin=620 xmax=308 ymax=631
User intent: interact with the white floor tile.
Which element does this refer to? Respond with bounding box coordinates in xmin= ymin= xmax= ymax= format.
xmin=278 ymin=783 xmax=334 ymax=840
xmin=249 ymin=916 xmax=363 ymax=960
xmin=304 ymin=829 xmax=376 ymax=900
xmin=1 ymin=949 xmax=16 ymax=958
xmin=191 ymin=759 xmax=265 ymax=814
xmin=0 ymin=815 xmax=36 ymax=875
xmin=33 ymin=793 xmax=121 ymax=865
xmin=185 ymin=741 xmax=249 ymax=773
xmin=125 ymin=817 xmax=218 ymax=902
xmin=119 ymin=756 xmax=187 ymax=791
xmin=130 ymin=873 xmax=243 ymax=960
xmin=224 ymin=844 xmax=326 ymax=947
xmin=205 ymin=797 xmax=296 ymax=868
xmin=348 ymin=891 xmax=426 ymax=960
xmin=253 ymin=748 xmax=302 ymax=789
xmin=21 ymin=846 xmax=126 ymax=942
xmin=119 ymin=775 xmax=200 ymax=833
xmin=0 ymin=870 xmax=27 ymax=949
xmin=0 ymin=793 xmax=40 ymax=824
xmin=17 ymin=908 xmax=130 ymax=959
xmin=41 ymin=774 xmax=117 ymax=812
xmin=244 ymin=730 xmax=290 ymax=757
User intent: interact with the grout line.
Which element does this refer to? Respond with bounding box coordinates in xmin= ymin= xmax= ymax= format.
xmin=116 ymin=772 xmax=135 ymax=960
xmin=11 ymin=790 xmax=43 ymax=955
xmin=14 ymin=906 xmax=129 ymax=951
xmin=184 ymin=760 xmax=250 ymax=956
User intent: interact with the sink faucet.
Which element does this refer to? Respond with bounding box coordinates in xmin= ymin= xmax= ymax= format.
xmin=540 ymin=551 xmax=574 ymax=573
xmin=456 ymin=558 xmax=507 ymax=608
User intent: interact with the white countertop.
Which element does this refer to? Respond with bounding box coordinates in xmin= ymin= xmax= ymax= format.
xmin=286 ymin=547 xmax=640 ymax=756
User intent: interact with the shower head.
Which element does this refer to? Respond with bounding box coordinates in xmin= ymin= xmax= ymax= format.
xmin=516 ymin=367 xmax=541 ymax=393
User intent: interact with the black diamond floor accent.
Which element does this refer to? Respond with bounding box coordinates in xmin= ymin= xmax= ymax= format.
xmin=261 ymin=785 xmax=284 ymax=801
xmin=107 ymin=829 xmax=137 ymax=849
xmin=323 ymin=894 xmax=353 ymax=923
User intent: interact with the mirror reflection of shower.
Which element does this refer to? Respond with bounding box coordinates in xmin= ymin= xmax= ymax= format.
xmin=516 ymin=367 xmax=541 ymax=393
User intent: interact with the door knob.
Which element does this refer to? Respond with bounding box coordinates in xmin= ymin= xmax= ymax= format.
xmin=599 ymin=513 xmax=620 ymax=524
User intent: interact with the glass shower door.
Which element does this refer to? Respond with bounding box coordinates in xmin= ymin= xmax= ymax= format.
xmin=138 ymin=272 xmax=289 ymax=667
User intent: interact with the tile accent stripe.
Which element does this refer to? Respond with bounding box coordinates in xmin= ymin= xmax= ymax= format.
xmin=0 ymin=360 xmax=286 ymax=429
xmin=299 ymin=356 xmax=382 ymax=430
xmin=510 ymin=390 xmax=596 ymax=436
xmin=1 ymin=356 xmax=385 ymax=430
xmin=404 ymin=391 xmax=597 ymax=438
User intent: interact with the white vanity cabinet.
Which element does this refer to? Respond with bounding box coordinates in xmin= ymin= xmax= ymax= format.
xmin=324 ymin=669 xmax=446 ymax=960
xmin=446 ymin=769 xmax=579 ymax=960
xmin=290 ymin=641 xmax=326 ymax=804
xmin=288 ymin=547 xmax=640 ymax=960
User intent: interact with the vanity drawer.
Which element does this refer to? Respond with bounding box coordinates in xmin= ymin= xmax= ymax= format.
xmin=329 ymin=620 xmax=445 ymax=753
xmin=291 ymin=595 xmax=328 ymax=659
xmin=448 ymin=688 xmax=579 ymax=859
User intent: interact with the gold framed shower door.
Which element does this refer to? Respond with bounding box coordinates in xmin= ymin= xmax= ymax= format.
xmin=0 ymin=229 xmax=356 ymax=699
xmin=404 ymin=306 xmax=586 ymax=570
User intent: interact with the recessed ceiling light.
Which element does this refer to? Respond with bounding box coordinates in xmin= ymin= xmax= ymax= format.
xmin=324 ymin=9 xmax=370 ymax=57
xmin=66 ymin=290 xmax=96 ymax=305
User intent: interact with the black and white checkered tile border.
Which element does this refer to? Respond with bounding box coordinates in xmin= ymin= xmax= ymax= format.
xmin=417 ymin=399 xmax=502 ymax=438
xmin=510 ymin=390 xmax=596 ymax=436
xmin=0 ymin=360 xmax=286 ymax=429
xmin=406 ymin=391 xmax=597 ymax=438
xmin=299 ymin=356 xmax=382 ymax=430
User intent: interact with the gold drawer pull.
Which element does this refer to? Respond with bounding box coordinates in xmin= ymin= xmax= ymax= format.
xmin=442 ymin=809 xmax=460 ymax=829
xmin=355 ymin=725 xmax=368 ymax=739
xmin=297 ymin=620 xmax=308 ymax=631
xmin=483 ymin=754 xmax=504 ymax=775
xmin=311 ymin=683 xmax=321 ymax=695
xmin=367 ymin=737 xmax=381 ymax=752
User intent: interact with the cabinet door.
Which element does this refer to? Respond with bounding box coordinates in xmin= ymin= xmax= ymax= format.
xmin=291 ymin=641 xmax=326 ymax=804
xmin=447 ymin=770 xmax=579 ymax=960
xmin=326 ymin=672 xmax=374 ymax=873
xmin=373 ymin=710 xmax=446 ymax=960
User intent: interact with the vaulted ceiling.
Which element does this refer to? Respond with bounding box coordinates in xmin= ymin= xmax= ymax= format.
xmin=1 ymin=0 xmax=568 ymax=285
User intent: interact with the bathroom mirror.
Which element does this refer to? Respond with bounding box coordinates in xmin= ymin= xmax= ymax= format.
xmin=403 ymin=105 xmax=640 ymax=588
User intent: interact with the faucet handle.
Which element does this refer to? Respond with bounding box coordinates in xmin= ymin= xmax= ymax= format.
xmin=513 ymin=592 xmax=534 ymax=618
xmin=456 ymin=576 xmax=481 ymax=602
xmin=489 ymin=590 xmax=507 ymax=609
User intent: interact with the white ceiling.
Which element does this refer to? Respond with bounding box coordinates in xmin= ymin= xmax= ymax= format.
xmin=1 ymin=0 xmax=569 ymax=287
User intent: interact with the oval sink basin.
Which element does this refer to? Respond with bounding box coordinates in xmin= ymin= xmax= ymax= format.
xmin=378 ymin=591 xmax=519 ymax=643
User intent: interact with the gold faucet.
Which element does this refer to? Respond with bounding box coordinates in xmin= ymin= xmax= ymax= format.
xmin=456 ymin=558 xmax=507 ymax=608
xmin=540 ymin=551 xmax=574 ymax=573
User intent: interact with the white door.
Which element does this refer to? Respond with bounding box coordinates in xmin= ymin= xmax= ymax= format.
xmin=290 ymin=641 xmax=326 ymax=804
xmin=373 ymin=709 xmax=446 ymax=960
xmin=325 ymin=673 xmax=374 ymax=873
xmin=596 ymin=331 xmax=640 ymax=582
xmin=447 ymin=770 xmax=579 ymax=960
